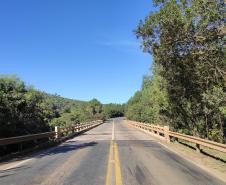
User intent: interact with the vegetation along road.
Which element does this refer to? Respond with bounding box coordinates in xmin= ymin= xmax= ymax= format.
xmin=0 ymin=118 xmax=225 ymax=185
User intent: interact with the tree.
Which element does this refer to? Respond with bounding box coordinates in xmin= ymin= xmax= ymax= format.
xmin=0 ymin=76 xmax=105 ymax=138
xmin=132 ymin=0 xmax=225 ymax=142
xmin=125 ymin=68 xmax=168 ymax=125
xmin=103 ymin=103 xmax=124 ymax=118
xmin=0 ymin=76 xmax=50 ymax=138
xmin=0 ymin=76 xmax=106 ymax=156
xmin=87 ymin=99 xmax=103 ymax=116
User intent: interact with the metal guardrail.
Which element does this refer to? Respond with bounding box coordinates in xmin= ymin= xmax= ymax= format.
xmin=127 ymin=120 xmax=226 ymax=153
xmin=0 ymin=120 xmax=103 ymax=147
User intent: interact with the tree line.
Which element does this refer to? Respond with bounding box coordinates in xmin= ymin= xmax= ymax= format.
xmin=0 ymin=75 xmax=124 ymax=139
xmin=126 ymin=0 xmax=226 ymax=143
xmin=0 ymin=75 xmax=124 ymax=156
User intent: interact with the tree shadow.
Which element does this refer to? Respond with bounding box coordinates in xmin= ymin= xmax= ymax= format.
xmin=201 ymin=150 xmax=226 ymax=163
xmin=0 ymin=165 xmax=30 ymax=174
xmin=178 ymin=141 xmax=226 ymax=163
xmin=178 ymin=141 xmax=196 ymax=150
xmin=0 ymin=165 xmax=31 ymax=178
xmin=0 ymin=174 xmax=14 ymax=178
xmin=35 ymin=141 xmax=98 ymax=158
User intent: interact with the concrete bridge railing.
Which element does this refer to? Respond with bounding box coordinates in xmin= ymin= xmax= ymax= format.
xmin=0 ymin=120 xmax=103 ymax=147
xmin=127 ymin=120 xmax=226 ymax=153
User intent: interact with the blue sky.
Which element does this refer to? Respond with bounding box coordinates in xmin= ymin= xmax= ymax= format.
xmin=0 ymin=0 xmax=154 ymax=104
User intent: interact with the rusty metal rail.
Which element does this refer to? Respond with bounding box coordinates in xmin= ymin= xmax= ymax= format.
xmin=127 ymin=120 xmax=226 ymax=153
xmin=0 ymin=120 xmax=103 ymax=147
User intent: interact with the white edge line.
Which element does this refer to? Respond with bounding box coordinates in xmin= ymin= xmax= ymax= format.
xmin=112 ymin=120 xmax=115 ymax=141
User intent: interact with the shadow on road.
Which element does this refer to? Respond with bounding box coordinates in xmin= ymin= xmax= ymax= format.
xmin=0 ymin=165 xmax=31 ymax=178
xmin=178 ymin=141 xmax=226 ymax=163
xmin=36 ymin=141 xmax=98 ymax=158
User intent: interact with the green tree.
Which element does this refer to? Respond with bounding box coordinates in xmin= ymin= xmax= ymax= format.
xmin=87 ymin=99 xmax=103 ymax=116
xmin=133 ymin=0 xmax=225 ymax=142
xmin=0 ymin=76 xmax=50 ymax=138
xmin=103 ymin=103 xmax=124 ymax=118
xmin=126 ymin=67 xmax=168 ymax=125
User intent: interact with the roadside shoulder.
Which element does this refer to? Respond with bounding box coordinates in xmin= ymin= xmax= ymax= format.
xmin=125 ymin=121 xmax=226 ymax=183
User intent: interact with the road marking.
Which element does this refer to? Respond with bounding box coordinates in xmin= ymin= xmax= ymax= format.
xmin=106 ymin=120 xmax=123 ymax=185
xmin=105 ymin=141 xmax=114 ymax=185
xmin=112 ymin=120 xmax=115 ymax=140
xmin=114 ymin=142 xmax=123 ymax=185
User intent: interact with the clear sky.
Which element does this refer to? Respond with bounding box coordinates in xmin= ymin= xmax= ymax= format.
xmin=0 ymin=0 xmax=154 ymax=104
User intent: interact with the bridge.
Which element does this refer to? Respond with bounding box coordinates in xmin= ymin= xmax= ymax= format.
xmin=0 ymin=118 xmax=225 ymax=185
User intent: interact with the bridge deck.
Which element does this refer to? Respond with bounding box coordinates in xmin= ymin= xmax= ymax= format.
xmin=0 ymin=118 xmax=225 ymax=185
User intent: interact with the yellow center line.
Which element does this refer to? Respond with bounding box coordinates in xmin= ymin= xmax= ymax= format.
xmin=114 ymin=142 xmax=123 ymax=185
xmin=105 ymin=140 xmax=123 ymax=185
xmin=106 ymin=140 xmax=113 ymax=185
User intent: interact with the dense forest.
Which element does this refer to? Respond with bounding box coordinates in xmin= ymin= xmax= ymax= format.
xmin=0 ymin=75 xmax=124 ymax=139
xmin=126 ymin=0 xmax=226 ymax=143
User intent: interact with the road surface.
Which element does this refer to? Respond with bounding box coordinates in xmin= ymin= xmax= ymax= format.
xmin=0 ymin=118 xmax=225 ymax=185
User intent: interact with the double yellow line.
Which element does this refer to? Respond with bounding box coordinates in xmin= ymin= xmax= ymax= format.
xmin=105 ymin=140 xmax=123 ymax=185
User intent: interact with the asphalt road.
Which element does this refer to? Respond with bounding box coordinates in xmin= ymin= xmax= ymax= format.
xmin=0 ymin=118 xmax=225 ymax=185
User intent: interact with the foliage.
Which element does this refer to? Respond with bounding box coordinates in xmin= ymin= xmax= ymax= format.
xmin=0 ymin=76 xmax=106 ymax=138
xmin=50 ymin=108 xmax=91 ymax=128
xmin=126 ymin=68 xmax=168 ymax=125
xmin=103 ymin=103 xmax=125 ymax=119
xmin=0 ymin=76 xmax=50 ymax=138
xmin=127 ymin=0 xmax=226 ymax=143
xmin=86 ymin=98 xmax=103 ymax=117
xmin=50 ymin=98 xmax=106 ymax=127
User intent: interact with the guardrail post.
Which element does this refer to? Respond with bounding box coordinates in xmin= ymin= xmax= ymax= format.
xmin=164 ymin=126 xmax=170 ymax=143
xmin=55 ymin=126 xmax=61 ymax=139
xmin=196 ymin=143 xmax=201 ymax=153
xmin=156 ymin=125 xmax=159 ymax=135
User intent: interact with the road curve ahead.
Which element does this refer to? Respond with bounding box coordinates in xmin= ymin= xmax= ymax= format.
xmin=0 ymin=118 xmax=225 ymax=185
